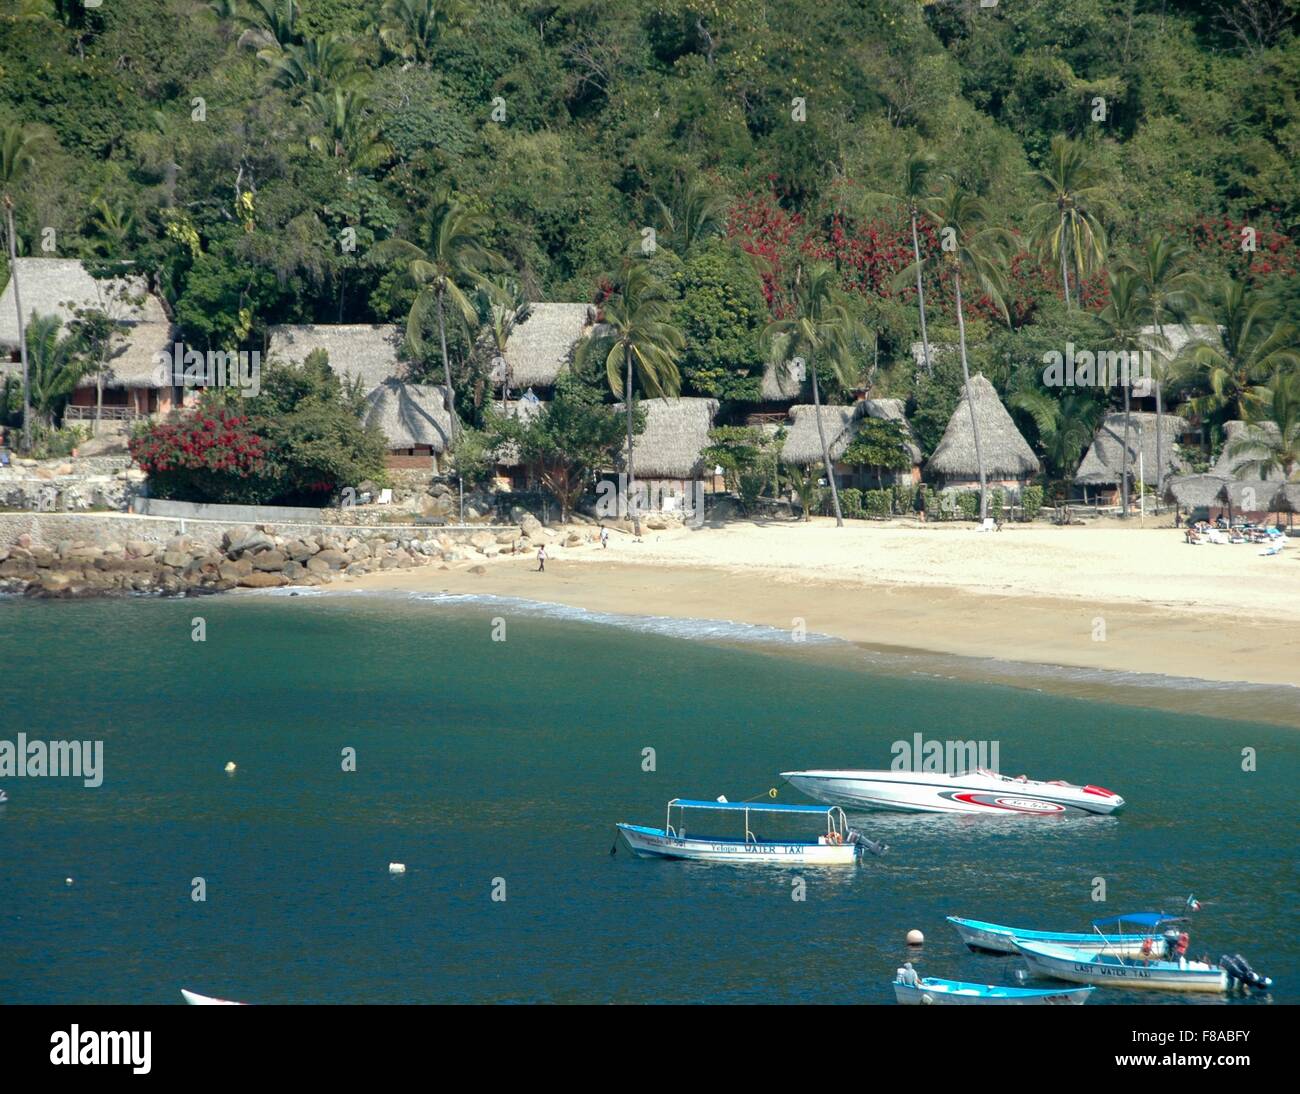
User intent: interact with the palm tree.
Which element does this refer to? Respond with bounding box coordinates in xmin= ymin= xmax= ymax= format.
xmin=866 ymin=152 xmax=937 ymax=374
xmin=1128 ymin=235 xmax=1199 ymax=504
xmin=24 ymin=313 xmax=91 ymax=429
xmin=1 ymin=122 xmax=50 ymax=453
xmin=372 ymin=191 xmax=502 ymax=445
xmin=306 ymin=89 xmax=392 ymax=171
xmin=376 ymin=0 xmax=466 ymax=65
xmin=85 ymin=194 xmax=136 ymax=257
xmin=267 ymin=35 xmax=357 ymax=94
xmin=575 ymin=263 xmax=684 ymax=537
xmin=475 ymin=276 xmax=531 ymax=412
xmin=1027 ymin=135 xmax=1111 ymax=308
xmin=1224 ymin=370 xmax=1300 ymax=482
xmin=1176 ymin=276 xmax=1300 ymax=422
xmin=651 ymin=172 xmax=729 ymax=258
xmin=1095 ymin=268 xmax=1156 ymax=517
xmin=765 ymin=262 xmax=866 ymax=527
xmin=241 ymin=0 xmax=301 ymax=54
xmin=922 ymin=181 xmax=1013 ymax=520
xmin=1010 ymin=387 xmax=1104 ymax=479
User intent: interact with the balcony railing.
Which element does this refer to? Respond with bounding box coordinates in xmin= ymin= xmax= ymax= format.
xmin=62 ymin=406 xmax=145 ymax=422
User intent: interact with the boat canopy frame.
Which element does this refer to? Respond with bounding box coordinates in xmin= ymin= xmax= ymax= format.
xmin=664 ymin=799 xmax=849 ymax=844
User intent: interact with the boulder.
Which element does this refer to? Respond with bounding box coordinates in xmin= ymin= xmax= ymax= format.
xmin=468 ymin=530 xmax=495 ymax=550
xmin=238 ymin=571 xmax=288 ymax=588
xmin=251 ymin=550 xmax=287 ymax=571
xmin=315 ymin=548 xmax=349 ymax=569
xmin=519 ymin=514 xmax=543 ymax=538
xmin=468 ymin=564 xmax=487 ymax=575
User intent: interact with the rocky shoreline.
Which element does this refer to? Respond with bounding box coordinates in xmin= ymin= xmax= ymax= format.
xmin=0 ymin=511 xmax=613 ymax=599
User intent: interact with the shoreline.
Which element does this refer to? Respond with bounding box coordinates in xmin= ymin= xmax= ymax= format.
xmin=334 ymin=519 xmax=1300 ymax=727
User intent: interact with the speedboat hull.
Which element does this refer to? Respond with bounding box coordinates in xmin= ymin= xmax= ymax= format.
xmin=615 ymin=823 xmax=858 ymax=865
xmin=1016 ymin=941 xmax=1228 ymax=992
xmin=948 ymin=916 xmax=1166 ymax=958
xmin=893 ymin=977 xmax=1093 ymax=1005
xmin=782 ymin=769 xmax=1124 ymax=816
xmin=181 ymin=988 xmax=246 ymax=1005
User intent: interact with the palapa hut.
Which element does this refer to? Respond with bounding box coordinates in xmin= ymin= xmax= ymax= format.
xmin=781 ymin=399 xmax=922 ymax=489
xmin=267 ymin=323 xmax=405 ymax=394
xmin=925 ymin=373 xmax=1039 ymax=492
xmin=1074 ymin=411 xmax=1186 ymax=505
xmin=361 ymin=379 xmax=452 ymax=470
xmin=611 ymin=396 xmax=720 ymax=511
xmin=490 ymin=392 xmax=547 ymax=490
xmin=489 ymin=303 xmax=596 ymax=398
xmin=0 ymin=258 xmax=180 ymax=422
xmin=1166 ymin=420 xmax=1289 ymax=523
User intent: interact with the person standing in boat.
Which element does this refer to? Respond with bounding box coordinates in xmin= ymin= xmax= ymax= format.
xmin=895 ymin=962 xmax=921 ymax=987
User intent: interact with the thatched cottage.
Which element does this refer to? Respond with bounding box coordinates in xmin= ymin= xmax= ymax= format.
xmin=612 ymin=396 xmax=721 ymax=509
xmin=1074 ymin=411 xmax=1187 ymax=505
xmin=490 ymin=394 xmax=547 ymax=490
xmin=0 ymin=258 xmax=179 ymax=422
xmin=360 ymin=379 xmax=453 ymax=470
xmin=266 ymin=323 xmax=405 ymax=393
xmin=1166 ymin=420 xmax=1288 ymax=522
xmin=926 ymin=373 xmax=1039 ymax=491
xmin=781 ymin=399 xmax=922 ymax=489
xmin=489 ymin=303 xmax=596 ymax=397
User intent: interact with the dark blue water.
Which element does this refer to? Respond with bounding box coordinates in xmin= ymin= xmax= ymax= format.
xmin=0 ymin=595 xmax=1294 ymax=1004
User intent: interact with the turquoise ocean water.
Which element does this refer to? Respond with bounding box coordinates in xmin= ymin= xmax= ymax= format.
xmin=0 ymin=593 xmax=1294 ymax=1004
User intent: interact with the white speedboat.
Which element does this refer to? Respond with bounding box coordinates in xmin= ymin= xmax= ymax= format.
xmin=781 ymin=768 xmax=1124 ymax=815
xmin=180 ymin=988 xmax=246 ymax=1005
xmin=615 ymin=799 xmax=880 ymax=865
xmin=893 ymin=976 xmax=1092 ymax=1006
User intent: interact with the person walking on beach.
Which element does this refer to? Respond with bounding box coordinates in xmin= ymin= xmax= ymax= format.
xmin=536 ymin=545 xmax=547 ymax=572
xmin=600 ymin=525 xmax=609 ymax=549
xmin=914 ymin=487 xmax=926 ymax=524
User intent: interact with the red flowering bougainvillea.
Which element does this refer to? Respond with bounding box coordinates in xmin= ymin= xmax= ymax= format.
xmin=129 ymin=399 xmax=269 ymax=503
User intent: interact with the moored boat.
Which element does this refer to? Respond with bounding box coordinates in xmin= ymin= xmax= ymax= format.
xmin=181 ymin=988 xmax=246 ymax=1005
xmin=949 ymin=912 xmax=1179 ymax=958
xmin=1016 ymin=941 xmax=1229 ymax=992
xmin=615 ymin=799 xmax=878 ymax=865
xmin=893 ymin=975 xmax=1093 ymax=1005
xmin=781 ymin=768 xmax=1124 ymax=815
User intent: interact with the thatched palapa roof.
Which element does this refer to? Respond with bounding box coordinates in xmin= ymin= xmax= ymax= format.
xmin=1164 ymin=474 xmax=1230 ymax=509
xmin=493 ymin=395 xmax=548 ymax=468
xmin=0 ymin=258 xmax=175 ymax=388
xmin=926 ymin=373 xmax=1039 ymax=479
xmin=1075 ymin=412 xmax=1186 ymax=486
xmin=496 ymin=303 xmax=595 ymax=389
xmin=268 ymin=324 xmax=404 ymax=393
xmin=615 ymin=397 xmax=719 ymax=479
xmin=361 ymin=380 xmax=452 ymax=452
xmin=760 ymin=358 xmax=805 ymax=401
xmin=1211 ymin=420 xmax=1286 ymax=480
xmin=782 ymin=399 xmax=922 ymax=467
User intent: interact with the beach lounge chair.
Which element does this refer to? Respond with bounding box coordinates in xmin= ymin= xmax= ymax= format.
xmin=977 ymin=518 xmax=996 ymax=533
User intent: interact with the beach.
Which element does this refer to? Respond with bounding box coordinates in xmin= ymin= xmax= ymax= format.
xmin=345 ymin=518 xmax=1300 ymax=701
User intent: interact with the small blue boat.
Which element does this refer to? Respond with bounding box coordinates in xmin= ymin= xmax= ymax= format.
xmin=949 ymin=912 xmax=1181 ymax=957
xmin=893 ymin=975 xmax=1093 ymax=1005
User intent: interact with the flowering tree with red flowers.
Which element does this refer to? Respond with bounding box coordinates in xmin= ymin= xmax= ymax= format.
xmin=130 ymin=396 xmax=269 ymax=503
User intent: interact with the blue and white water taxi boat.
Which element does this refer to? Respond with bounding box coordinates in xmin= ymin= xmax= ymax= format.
xmin=949 ymin=912 xmax=1179 ymax=958
xmin=616 ymin=799 xmax=872 ymax=865
xmin=1015 ymin=941 xmax=1230 ymax=992
xmin=893 ymin=976 xmax=1093 ymax=1006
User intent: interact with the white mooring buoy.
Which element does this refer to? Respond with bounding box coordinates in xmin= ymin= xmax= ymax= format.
xmin=224 ymin=762 xmax=237 ymax=774
xmin=907 ymin=929 xmax=924 ymax=945
xmin=388 ymin=863 xmax=406 ymax=875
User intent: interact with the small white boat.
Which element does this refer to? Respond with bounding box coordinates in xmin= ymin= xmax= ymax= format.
xmin=1016 ymin=941 xmax=1229 ymax=992
xmin=181 ymin=988 xmax=246 ymax=1005
xmin=0 ymin=788 xmax=7 ymax=804
xmin=616 ymin=799 xmax=877 ymax=865
xmin=949 ymin=912 xmax=1179 ymax=958
xmin=782 ymin=768 xmax=1124 ymax=815
xmin=893 ymin=976 xmax=1093 ymax=1005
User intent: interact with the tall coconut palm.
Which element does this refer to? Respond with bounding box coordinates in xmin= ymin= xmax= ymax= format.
xmin=1 ymin=122 xmax=50 ymax=453
xmin=267 ymin=35 xmax=357 ymax=94
xmin=1010 ymin=387 xmax=1105 ymax=479
xmin=765 ymin=262 xmax=866 ymax=527
xmin=372 ymin=191 xmax=502 ymax=446
xmin=306 ymin=88 xmax=392 ymax=171
xmin=1027 ymin=135 xmax=1111 ymax=308
xmin=1176 ymin=275 xmax=1300 ymax=423
xmin=921 ymin=182 xmax=1013 ymax=520
xmin=1095 ymin=268 xmax=1156 ymax=517
xmin=1224 ymin=370 xmax=1300 ymax=482
xmin=1128 ymin=235 xmax=1199 ymax=504
xmin=866 ymin=152 xmax=938 ymax=374
xmin=574 ymin=262 xmax=683 ymax=537
xmin=475 ymin=276 xmax=531 ymax=412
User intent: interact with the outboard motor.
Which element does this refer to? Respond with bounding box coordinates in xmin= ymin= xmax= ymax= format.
xmin=847 ymin=828 xmax=888 ymax=856
xmin=1161 ymin=928 xmax=1181 ymax=957
xmin=1221 ymin=953 xmax=1274 ymax=992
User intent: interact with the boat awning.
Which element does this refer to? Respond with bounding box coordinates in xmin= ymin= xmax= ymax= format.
xmin=669 ymin=799 xmax=836 ymax=814
xmin=1091 ymin=912 xmax=1173 ymax=929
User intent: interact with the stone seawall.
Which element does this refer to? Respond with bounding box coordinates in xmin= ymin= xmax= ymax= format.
xmin=0 ymin=510 xmax=597 ymax=598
